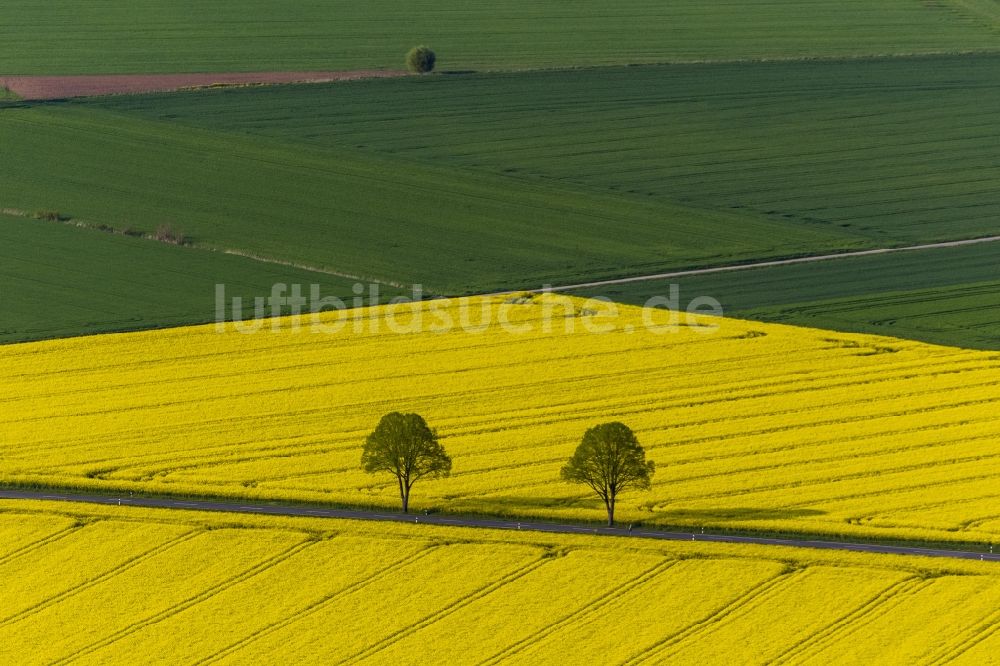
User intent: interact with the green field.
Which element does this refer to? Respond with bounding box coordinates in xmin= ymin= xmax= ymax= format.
xmin=0 ymin=214 xmax=398 ymax=344
xmin=7 ymin=54 xmax=1000 ymax=344
xmin=578 ymin=241 xmax=1000 ymax=350
xmin=5 ymin=4 xmax=1000 ymax=662
xmin=0 ymin=104 xmax=861 ymax=296
xmin=95 ymin=54 xmax=1000 ymax=246
xmin=4 ymin=13 xmax=999 ymax=345
xmin=1 ymin=0 xmax=997 ymax=74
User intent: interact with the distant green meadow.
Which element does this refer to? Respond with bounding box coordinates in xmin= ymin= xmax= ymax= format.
xmin=0 ymin=105 xmax=857 ymax=297
xmin=0 ymin=0 xmax=997 ymax=74
xmin=97 ymin=54 xmax=1000 ymax=247
xmin=3 ymin=3 xmax=998 ymax=346
xmin=0 ymin=214 xmax=400 ymax=344
xmin=578 ymin=241 xmax=1000 ymax=351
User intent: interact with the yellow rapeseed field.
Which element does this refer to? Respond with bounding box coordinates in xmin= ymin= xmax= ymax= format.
xmin=0 ymin=500 xmax=997 ymax=664
xmin=2 ymin=294 xmax=999 ymax=544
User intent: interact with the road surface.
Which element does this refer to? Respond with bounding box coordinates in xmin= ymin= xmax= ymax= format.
xmin=2 ymin=489 xmax=997 ymax=563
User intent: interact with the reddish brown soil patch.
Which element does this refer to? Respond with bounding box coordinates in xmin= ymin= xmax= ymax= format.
xmin=0 ymin=70 xmax=408 ymax=101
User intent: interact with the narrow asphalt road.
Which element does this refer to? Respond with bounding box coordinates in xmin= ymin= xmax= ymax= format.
xmin=2 ymin=489 xmax=997 ymax=563
xmin=543 ymin=235 xmax=1000 ymax=292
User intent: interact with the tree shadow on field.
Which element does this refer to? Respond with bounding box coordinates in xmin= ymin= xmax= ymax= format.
xmin=447 ymin=494 xmax=591 ymax=510
xmin=656 ymin=507 xmax=826 ymax=522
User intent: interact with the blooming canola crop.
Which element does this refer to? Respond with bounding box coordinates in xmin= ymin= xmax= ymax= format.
xmin=0 ymin=502 xmax=997 ymax=664
xmin=1 ymin=294 xmax=999 ymax=544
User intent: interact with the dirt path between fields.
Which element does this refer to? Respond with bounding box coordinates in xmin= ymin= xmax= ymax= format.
xmin=545 ymin=235 xmax=1000 ymax=293
xmin=0 ymin=70 xmax=408 ymax=100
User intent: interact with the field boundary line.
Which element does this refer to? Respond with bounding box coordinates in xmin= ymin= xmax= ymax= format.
xmin=0 ymin=206 xmax=410 ymax=289
xmin=478 ymin=559 xmax=679 ymax=665
xmin=0 ymin=70 xmax=410 ymax=101
xmin=53 ymin=537 xmax=317 ymax=664
xmin=8 ymin=204 xmax=1000 ymax=301
xmin=196 ymin=545 xmax=440 ymax=665
xmin=341 ymin=556 xmax=554 ymax=664
xmin=217 ymin=247 xmax=411 ymax=289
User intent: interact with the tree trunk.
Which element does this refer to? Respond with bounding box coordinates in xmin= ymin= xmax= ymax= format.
xmin=606 ymin=495 xmax=616 ymax=527
xmin=398 ymin=476 xmax=408 ymax=513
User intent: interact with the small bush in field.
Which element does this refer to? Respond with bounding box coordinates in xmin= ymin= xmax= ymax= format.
xmin=406 ymin=46 xmax=436 ymax=73
xmin=33 ymin=210 xmax=65 ymax=222
xmin=154 ymin=224 xmax=189 ymax=245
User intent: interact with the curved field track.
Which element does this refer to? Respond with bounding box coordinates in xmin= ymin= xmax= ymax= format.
xmin=0 ymin=70 xmax=407 ymax=100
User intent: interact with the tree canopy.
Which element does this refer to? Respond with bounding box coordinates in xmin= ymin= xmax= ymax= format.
xmin=362 ymin=412 xmax=452 ymax=512
xmin=561 ymin=422 xmax=655 ymax=526
xmin=406 ymin=45 xmax=436 ymax=73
